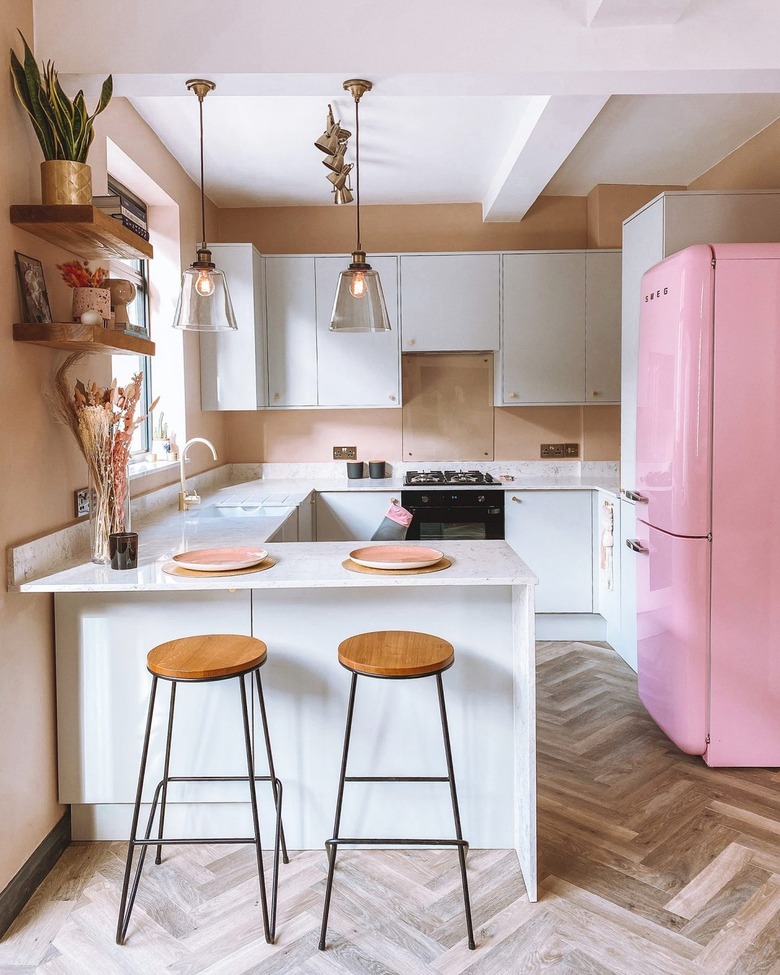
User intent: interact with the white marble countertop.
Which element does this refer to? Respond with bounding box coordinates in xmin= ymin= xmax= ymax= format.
xmin=20 ymin=539 xmax=537 ymax=593
xmin=9 ymin=462 xmax=618 ymax=591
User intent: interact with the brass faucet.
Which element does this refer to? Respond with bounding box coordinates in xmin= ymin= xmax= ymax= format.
xmin=179 ymin=437 xmax=218 ymax=510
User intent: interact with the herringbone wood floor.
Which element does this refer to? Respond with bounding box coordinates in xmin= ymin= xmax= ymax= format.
xmin=2 ymin=641 xmax=780 ymax=974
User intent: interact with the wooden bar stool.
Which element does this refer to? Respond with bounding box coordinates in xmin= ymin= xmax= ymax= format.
xmin=116 ymin=634 xmax=288 ymax=945
xmin=319 ymin=629 xmax=475 ymax=951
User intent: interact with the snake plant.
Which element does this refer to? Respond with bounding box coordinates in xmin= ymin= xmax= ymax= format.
xmin=9 ymin=31 xmax=112 ymax=163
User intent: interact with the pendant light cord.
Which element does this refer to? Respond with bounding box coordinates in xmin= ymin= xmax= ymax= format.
xmin=354 ymin=92 xmax=361 ymax=254
xmin=198 ymin=92 xmax=207 ymax=250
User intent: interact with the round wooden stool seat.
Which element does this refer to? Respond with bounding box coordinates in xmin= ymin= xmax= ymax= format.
xmin=337 ymin=630 xmax=454 ymax=678
xmin=147 ymin=634 xmax=268 ymax=681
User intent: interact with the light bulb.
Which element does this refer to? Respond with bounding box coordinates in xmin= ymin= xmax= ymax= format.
xmin=195 ymin=268 xmax=215 ymax=297
xmin=349 ymin=272 xmax=367 ymax=298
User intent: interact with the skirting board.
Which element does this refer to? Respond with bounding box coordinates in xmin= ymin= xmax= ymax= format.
xmin=535 ymin=613 xmax=607 ymax=641
xmin=0 ymin=809 xmax=71 ymax=939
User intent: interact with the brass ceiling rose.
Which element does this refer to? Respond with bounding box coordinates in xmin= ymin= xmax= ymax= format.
xmin=185 ymin=79 xmax=216 ymax=101
xmin=342 ymin=79 xmax=373 ymax=102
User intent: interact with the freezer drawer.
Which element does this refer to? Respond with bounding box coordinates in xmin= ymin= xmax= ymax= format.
xmin=632 ymin=522 xmax=711 ymax=755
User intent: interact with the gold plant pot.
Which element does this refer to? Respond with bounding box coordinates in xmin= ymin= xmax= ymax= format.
xmin=40 ymin=160 xmax=92 ymax=205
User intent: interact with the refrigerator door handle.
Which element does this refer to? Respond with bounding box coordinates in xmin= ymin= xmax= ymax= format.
xmin=626 ymin=538 xmax=648 ymax=554
xmin=624 ymin=490 xmax=648 ymax=503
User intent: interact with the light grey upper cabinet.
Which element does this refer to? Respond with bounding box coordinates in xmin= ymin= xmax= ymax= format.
xmin=502 ymin=251 xmax=586 ymax=404
xmin=265 ymin=256 xmax=318 ymax=407
xmin=400 ymin=254 xmax=500 ymax=351
xmin=585 ymin=250 xmax=622 ymax=404
xmin=501 ymin=249 xmax=621 ymax=406
xmin=200 ymin=244 xmax=268 ymax=410
xmin=314 ymin=256 xmax=401 ymax=408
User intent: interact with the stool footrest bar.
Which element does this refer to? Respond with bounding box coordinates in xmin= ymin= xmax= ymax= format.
xmin=344 ymin=775 xmax=450 ymax=782
xmin=325 ymin=837 xmax=470 ymax=849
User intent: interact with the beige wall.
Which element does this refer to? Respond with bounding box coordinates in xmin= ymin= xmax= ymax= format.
xmin=587 ymin=184 xmax=686 ymax=248
xmin=0 ymin=19 xmax=224 ymax=890
xmin=689 ymin=116 xmax=780 ymax=190
xmin=218 ymin=197 xmax=589 ymax=255
xmin=226 ymin=402 xmax=621 ymax=464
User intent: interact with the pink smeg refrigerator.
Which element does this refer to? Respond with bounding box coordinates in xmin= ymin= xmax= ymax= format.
xmin=627 ymin=242 xmax=780 ymax=767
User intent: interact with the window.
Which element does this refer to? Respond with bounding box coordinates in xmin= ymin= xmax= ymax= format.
xmin=107 ymin=178 xmax=153 ymax=455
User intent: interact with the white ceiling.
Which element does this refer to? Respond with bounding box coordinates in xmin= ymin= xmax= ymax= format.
xmin=36 ymin=0 xmax=780 ymax=222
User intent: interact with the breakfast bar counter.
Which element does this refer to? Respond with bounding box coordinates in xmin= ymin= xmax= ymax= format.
xmin=18 ymin=532 xmax=538 ymax=902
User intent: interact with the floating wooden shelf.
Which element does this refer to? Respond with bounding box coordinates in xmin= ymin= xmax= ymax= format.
xmin=13 ymin=322 xmax=155 ymax=356
xmin=10 ymin=205 xmax=153 ymax=260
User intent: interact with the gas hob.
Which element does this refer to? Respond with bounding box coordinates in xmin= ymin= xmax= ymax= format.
xmin=403 ymin=470 xmax=498 ymax=486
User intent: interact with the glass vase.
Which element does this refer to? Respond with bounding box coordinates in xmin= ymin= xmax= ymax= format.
xmin=88 ymin=461 xmax=130 ymax=565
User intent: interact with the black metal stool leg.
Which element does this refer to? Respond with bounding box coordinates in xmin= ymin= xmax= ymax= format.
xmin=155 ymin=681 xmax=177 ymax=865
xmin=436 ymin=673 xmax=476 ymax=950
xmin=239 ymin=674 xmax=276 ymax=944
xmin=319 ymin=670 xmax=358 ymax=951
xmin=116 ymin=675 xmax=158 ymax=945
xmin=254 ymin=670 xmax=289 ymax=864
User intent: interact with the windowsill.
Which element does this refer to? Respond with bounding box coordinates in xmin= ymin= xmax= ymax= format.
xmin=128 ymin=458 xmax=179 ymax=480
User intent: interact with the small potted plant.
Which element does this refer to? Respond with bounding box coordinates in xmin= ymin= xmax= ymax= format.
xmin=9 ymin=31 xmax=112 ymax=205
xmin=151 ymin=411 xmax=171 ymax=461
xmin=57 ymin=259 xmax=110 ymax=324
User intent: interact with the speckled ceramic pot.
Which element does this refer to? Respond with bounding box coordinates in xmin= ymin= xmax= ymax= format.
xmin=72 ymin=287 xmax=110 ymax=323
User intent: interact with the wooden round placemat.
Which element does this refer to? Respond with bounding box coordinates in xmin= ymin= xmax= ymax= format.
xmin=341 ymin=556 xmax=452 ymax=575
xmin=162 ymin=557 xmax=276 ymax=578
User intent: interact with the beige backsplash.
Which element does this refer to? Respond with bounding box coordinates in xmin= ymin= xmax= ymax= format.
xmin=401 ymin=353 xmax=494 ymax=462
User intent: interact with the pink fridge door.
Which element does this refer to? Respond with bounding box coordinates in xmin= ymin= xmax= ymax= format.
xmin=635 ymin=245 xmax=714 ymax=536
xmin=633 ymin=522 xmax=711 ymax=755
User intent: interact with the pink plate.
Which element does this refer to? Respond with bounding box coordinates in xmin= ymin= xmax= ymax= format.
xmin=172 ymin=547 xmax=268 ymax=572
xmin=349 ymin=545 xmax=443 ymax=570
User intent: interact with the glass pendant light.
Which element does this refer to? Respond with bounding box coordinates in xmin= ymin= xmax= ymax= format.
xmin=173 ymin=79 xmax=237 ymax=331
xmin=329 ymin=79 xmax=391 ymax=333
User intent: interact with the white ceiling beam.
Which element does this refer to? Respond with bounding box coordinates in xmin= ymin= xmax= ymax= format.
xmin=482 ymin=95 xmax=610 ymax=223
xmin=586 ymin=0 xmax=695 ymax=27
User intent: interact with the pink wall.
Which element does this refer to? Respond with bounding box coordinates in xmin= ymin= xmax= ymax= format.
xmin=0 ymin=18 xmax=224 ymax=890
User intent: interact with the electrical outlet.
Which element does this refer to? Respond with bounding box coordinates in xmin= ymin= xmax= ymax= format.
xmin=74 ymin=487 xmax=90 ymax=518
xmin=333 ymin=446 xmax=357 ymax=460
xmin=564 ymin=442 xmax=580 ymax=458
xmin=540 ymin=443 xmax=565 ymax=458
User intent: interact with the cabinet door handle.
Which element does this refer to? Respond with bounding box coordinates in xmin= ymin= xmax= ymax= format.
xmin=624 ymin=490 xmax=648 ymax=503
xmin=388 ymin=394 xmax=396 ymax=401
xmin=625 ymin=538 xmax=648 ymax=553
xmin=511 ymin=496 xmax=521 ymax=503
xmin=591 ymin=390 xmax=601 ymax=397
xmin=407 ymin=338 xmax=415 ymax=347
xmin=508 ymin=392 xmax=518 ymax=399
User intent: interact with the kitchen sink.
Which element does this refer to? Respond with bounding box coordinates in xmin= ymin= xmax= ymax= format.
xmin=192 ymin=505 xmax=294 ymax=519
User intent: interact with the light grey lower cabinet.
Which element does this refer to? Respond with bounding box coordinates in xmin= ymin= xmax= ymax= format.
xmin=315 ymin=492 xmax=397 ymax=541
xmin=200 ymin=244 xmax=268 ymax=410
xmin=504 ymin=490 xmax=593 ymax=612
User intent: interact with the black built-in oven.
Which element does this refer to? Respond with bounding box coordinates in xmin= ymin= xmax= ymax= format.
xmin=401 ymin=489 xmax=505 ymax=541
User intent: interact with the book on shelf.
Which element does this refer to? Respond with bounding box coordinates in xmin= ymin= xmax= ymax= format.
xmin=118 ymin=324 xmax=149 ymax=339
xmin=103 ymin=213 xmax=150 ymax=241
xmin=93 ymin=193 xmax=147 ymax=226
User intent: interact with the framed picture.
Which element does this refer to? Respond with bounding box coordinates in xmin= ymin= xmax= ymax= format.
xmin=15 ymin=252 xmax=52 ymax=324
